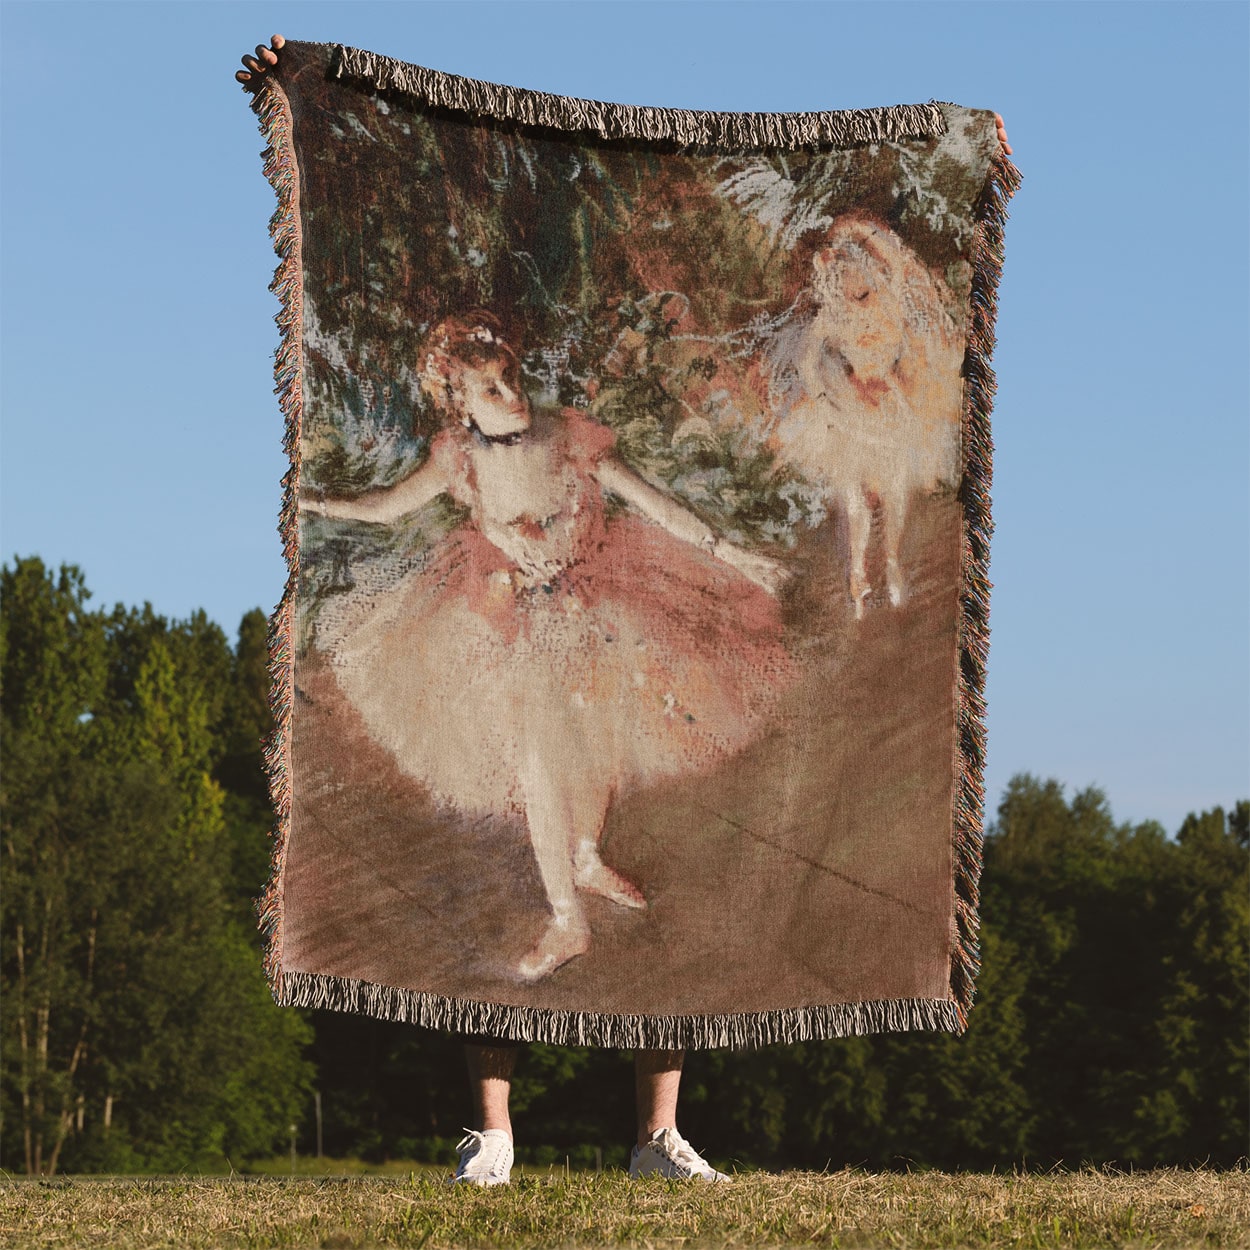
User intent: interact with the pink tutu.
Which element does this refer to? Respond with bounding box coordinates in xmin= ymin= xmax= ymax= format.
xmin=323 ymin=411 xmax=791 ymax=816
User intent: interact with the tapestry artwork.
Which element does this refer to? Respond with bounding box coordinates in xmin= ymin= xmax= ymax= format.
xmin=248 ymin=41 xmax=1020 ymax=1047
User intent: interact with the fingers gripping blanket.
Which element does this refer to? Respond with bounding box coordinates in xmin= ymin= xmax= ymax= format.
xmin=247 ymin=41 xmax=1020 ymax=1048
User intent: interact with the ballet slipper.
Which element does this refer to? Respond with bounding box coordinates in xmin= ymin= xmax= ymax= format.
xmin=516 ymin=907 xmax=590 ymax=982
xmin=573 ymin=840 xmax=647 ymax=909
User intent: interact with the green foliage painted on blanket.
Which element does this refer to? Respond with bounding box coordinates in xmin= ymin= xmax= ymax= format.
xmin=289 ymin=74 xmax=996 ymax=568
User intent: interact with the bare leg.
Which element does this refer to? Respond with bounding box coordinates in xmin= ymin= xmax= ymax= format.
xmin=844 ymin=486 xmax=874 ymax=619
xmin=517 ymin=749 xmax=590 ymax=980
xmin=464 ymin=1043 xmax=517 ymax=1138
xmin=880 ymin=484 xmax=910 ymax=608
xmin=635 ymin=1048 xmax=685 ymax=1146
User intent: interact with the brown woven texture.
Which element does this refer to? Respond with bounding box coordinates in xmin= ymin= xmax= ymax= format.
xmin=249 ymin=41 xmax=1020 ymax=1047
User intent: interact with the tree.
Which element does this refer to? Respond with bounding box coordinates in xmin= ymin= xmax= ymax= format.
xmin=1143 ymin=803 xmax=1249 ymax=1162
xmin=215 ymin=608 xmax=276 ymax=929
xmin=658 ymin=777 xmax=1248 ymax=1171
xmin=6 ymin=559 xmax=1244 ymax=1176
xmin=978 ymin=776 xmax=1248 ymax=1166
xmin=0 ymin=559 xmax=312 ymax=1173
xmin=1 ymin=558 xmax=110 ymax=1173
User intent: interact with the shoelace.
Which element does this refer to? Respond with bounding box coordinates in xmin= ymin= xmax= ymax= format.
xmin=455 ymin=1127 xmax=510 ymax=1178
xmin=659 ymin=1129 xmax=712 ymax=1176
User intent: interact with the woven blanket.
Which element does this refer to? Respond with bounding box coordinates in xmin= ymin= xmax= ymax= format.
xmin=248 ymin=41 xmax=1019 ymax=1048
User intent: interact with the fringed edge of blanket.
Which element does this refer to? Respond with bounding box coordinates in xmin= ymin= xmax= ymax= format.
xmin=249 ymin=58 xmax=1020 ymax=1040
xmin=326 ymin=42 xmax=947 ymax=149
xmin=251 ymin=76 xmax=304 ymax=1003
xmin=950 ymin=149 xmax=1023 ymax=1028
xmin=279 ymin=969 xmax=963 ymax=1049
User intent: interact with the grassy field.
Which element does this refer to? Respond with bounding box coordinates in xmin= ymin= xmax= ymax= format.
xmin=1 ymin=1167 xmax=1247 ymax=1249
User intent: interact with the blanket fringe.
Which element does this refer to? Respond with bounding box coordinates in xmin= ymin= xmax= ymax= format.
xmin=247 ymin=53 xmax=1017 ymax=1042
xmin=280 ymin=969 xmax=962 ymax=1049
xmin=950 ymin=149 xmax=1022 ymax=1028
xmin=250 ymin=75 xmax=305 ymax=1004
xmin=327 ymin=42 xmax=947 ymax=149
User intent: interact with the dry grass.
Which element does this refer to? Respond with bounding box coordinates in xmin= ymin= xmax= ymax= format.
xmin=1 ymin=1167 xmax=1246 ymax=1248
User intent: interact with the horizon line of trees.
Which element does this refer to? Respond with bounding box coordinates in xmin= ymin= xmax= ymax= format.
xmin=1 ymin=556 xmax=1246 ymax=1175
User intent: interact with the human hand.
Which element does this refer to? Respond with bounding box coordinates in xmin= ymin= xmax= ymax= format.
xmin=236 ymin=34 xmax=285 ymax=86
xmin=994 ymin=112 xmax=1013 ymax=156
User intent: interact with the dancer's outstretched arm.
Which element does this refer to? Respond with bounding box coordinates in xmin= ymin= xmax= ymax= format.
xmin=594 ymin=457 xmax=788 ymax=594
xmin=300 ymin=458 xmax=450 ymax=525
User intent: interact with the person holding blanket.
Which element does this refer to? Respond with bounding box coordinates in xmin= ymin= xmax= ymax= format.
xmin=237 ymin=33 xmax=1013 ymax=1187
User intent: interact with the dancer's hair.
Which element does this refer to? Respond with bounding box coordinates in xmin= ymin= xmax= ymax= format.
xmin=808 ymin=214 xmax=959 ymax=355
xmin=419 ymin=310 xmax=522 ymax=421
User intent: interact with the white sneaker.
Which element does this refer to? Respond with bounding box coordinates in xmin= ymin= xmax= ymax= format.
xmin=629 ymin=1127 xmax=730 ymax=1181
xmin=452 ymin=1127 xmax=513 ymax=1186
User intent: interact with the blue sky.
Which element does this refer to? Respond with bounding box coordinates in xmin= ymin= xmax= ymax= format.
xmin=2 ymin=1 xmax=1246 ymax=834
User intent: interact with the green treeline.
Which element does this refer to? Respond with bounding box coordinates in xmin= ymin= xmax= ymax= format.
xmin=2 ymin=557 xmax=1246 ymax=1175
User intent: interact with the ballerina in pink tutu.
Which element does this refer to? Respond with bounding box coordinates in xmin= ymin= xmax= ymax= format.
xmin=306 ymin=311 xmax=791 ymax=980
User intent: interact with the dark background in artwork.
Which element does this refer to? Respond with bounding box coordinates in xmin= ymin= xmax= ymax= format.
xmin=281 ymin=37 xmax=995 ymax=549
xmin=3 ymin=557 xmax=1246 ymax=1175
